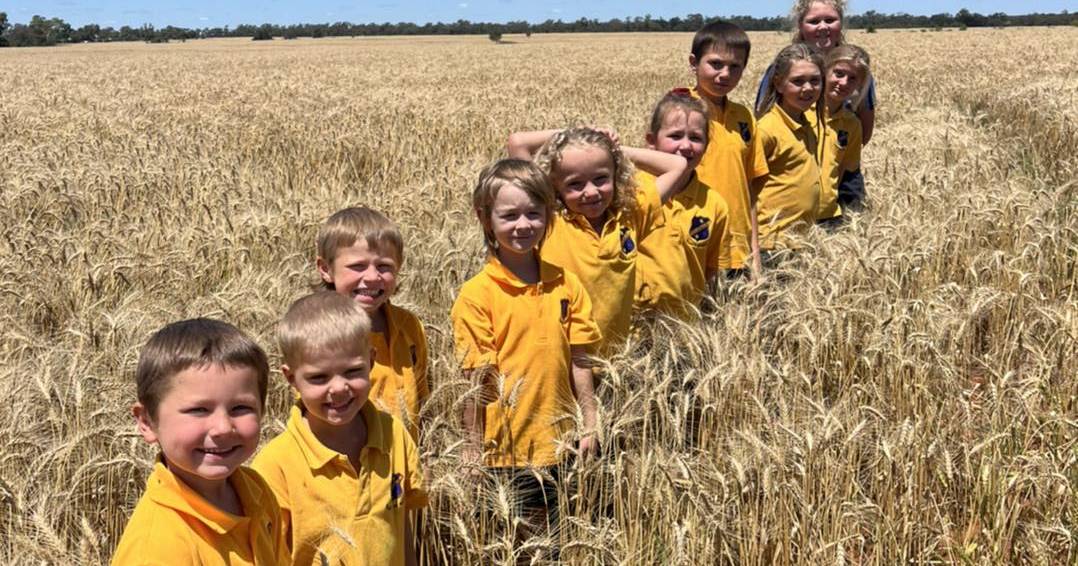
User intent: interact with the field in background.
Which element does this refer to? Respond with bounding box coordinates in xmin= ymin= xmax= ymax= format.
xmin=0 ymin=29 xmax=1074 ymax=564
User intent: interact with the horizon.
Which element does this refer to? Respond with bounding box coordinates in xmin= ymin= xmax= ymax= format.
xmin=2 ymin=1 xmax=1072 ymax=29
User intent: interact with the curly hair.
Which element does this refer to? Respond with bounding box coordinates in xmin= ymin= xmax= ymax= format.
xmin=532 ymin=127 xmax=638 ymax=217
xmin=790 ymin=0 xmax=847 ymax=44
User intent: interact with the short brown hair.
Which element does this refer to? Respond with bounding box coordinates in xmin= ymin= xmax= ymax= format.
xmin=278 ymin=291 xmax=372 ymax=367
xmin=472 ymin=159 xmax=557 ymax=253
xmin=135 ymin=318 xmax=269 ymax=419
xmin=691 ymin=20 xmax=751 ymax=65
xmin=648 ymin=90 xmax=710 ymax=140
xmin=316 ymin=207 xmax=404 ymax=289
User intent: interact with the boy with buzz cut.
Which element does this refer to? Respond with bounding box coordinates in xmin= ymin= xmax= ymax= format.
xmin=316 ymin=207 xmax=429 ymax=440
xmin=112 ymin=318 xmax=289 ymax=566
xmin=688 ymin=20 xmax=770 ymax=277
xmin=253 ymin=291 xmax=428 ymax=566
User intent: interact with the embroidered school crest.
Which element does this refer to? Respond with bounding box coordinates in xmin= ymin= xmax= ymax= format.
xmin=837 ymin=130 xmax=849 ymax=148
xmin=619 ymin=226 xmax=636 ymax=255
xmin=689 ymin=216 xmax=710 ymax=242
xmin=560 ymin=298 xmax=570 ymax=322
xmin=387 ymin=473 xmax=403 ymax=509
xmin=738 ymin=122 xmax=752 ymax=142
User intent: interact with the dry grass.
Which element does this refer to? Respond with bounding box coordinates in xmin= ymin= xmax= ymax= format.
xmin=0 ymin=29 xmax=1075 ymax=565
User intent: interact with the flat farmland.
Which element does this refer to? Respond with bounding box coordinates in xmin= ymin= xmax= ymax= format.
xmin=0 ymin=29 xmax=1074 ymax=564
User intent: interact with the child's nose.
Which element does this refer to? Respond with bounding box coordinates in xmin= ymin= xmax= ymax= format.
xmin=208 ymin=411 xmax=236 ymax=436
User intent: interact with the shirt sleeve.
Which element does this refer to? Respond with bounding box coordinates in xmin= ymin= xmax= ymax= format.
xmin=450 ymin=291 xmax=497 ymax=370
xmin=747 ymin=115 xmax=769 ymax=181
xmin=634 ymin=176 xmax=664 ymax=241
xmin=710 ymin=200 xmax=733 ymax=271
xmin=412 ymin=319 xmax=430 ymax=407
xmin=564 ymin=273 xmax=602 ymax=347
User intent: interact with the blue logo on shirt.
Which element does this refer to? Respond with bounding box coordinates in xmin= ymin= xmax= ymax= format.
xmin=837 ymin=130 xmax=849 ymax=148
xmin=620 ymin=226 xmax=636 ymax=255
xmin=387 ymin=473 xmax=403 ymax=509
xmin=738 ymin=122 xmax=752 ymax=142
xmin=689 ymin=216 xmax=710 ymax=242
xmin=560 ymin=299 xmax=570 ymax=322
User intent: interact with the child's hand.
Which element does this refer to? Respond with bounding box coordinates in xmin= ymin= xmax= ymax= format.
xmin=578 ymin=433 xmax=600 ymax=462
xmin=591 ymin=126 xmax=620 ymax=147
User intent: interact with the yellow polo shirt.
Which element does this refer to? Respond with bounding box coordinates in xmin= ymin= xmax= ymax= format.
xmin=691 ymin=88 xmax=769 ymax=268
xmin=252 ymin=403 xmax=428 ymax=566
xmin=815 ymin=107 xmax=862 ymax=220
xmin=754 ymin=105 xmax=822 ymax=250
xmin=451 ymin=257 xmax=601 ymax=468
xmin=370 ymin=302 xmax=428 ymax=440
xmin=636 ymin=173 xmax=731 ymax=316
xmin=542 ymin=176 xmax=661 ymax=351
xmin=111 ymin=462 xmax=289 ymax=566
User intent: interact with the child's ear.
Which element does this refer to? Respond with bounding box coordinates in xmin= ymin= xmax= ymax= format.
xmin=645 ymin=131 xmax=657 ymax=149
xmin=688 ymin=54 xmax=698 ymax=72
xmin=316 ymin=256 xmax=334 ymax=286
xmin=282 ymin=364 xmax=296 ymax=388
xmin=132 ymin=403 xmax=158 ymax=445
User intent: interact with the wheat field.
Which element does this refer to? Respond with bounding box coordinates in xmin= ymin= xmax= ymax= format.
xmin=0 ymin=28 xmax=1075 ymax=565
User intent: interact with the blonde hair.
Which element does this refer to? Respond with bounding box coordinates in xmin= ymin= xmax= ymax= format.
xmin=533 ymin=127 xmax=638 ymax=216
xmin=648 ymin=89 xmax=710 ymax=141
xmin=316 ymin=207 xmax=404 ymax=289
xmin=825 ymin=44 xmax=872 ymax=111
xmin=755 ymin=43 xmax=825 ymax=118
xmin=472 ymin=159 xmax=557 ymax=253
xmin=136 ymin=318 xmax=269 ymax=419
xmin=790 ymin=0 xmax=847 ymax=44
xmin=278 ymin=291 xmax=372 ymax=367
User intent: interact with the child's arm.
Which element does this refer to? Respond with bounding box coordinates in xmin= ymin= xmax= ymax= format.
xmin=749 ymin=178 xmax=765 ymax=279
xmin=859 ymin=109 xmax=875 ymax=145
xmin=460 ymin=369 xmax=487 ymax=469
xmin=621 ymin=146 xmax=689 ymax=203
xmin=506 ymin=129 xmax=561 ymax=159
xmin=569 ymin=346 xmax=598 ymax=461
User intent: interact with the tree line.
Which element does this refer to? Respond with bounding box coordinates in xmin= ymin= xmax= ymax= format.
xmin=0 ymin=9 xmax=1074 ymax=47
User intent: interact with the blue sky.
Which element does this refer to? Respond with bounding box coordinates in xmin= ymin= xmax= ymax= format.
xmin=3 ymin=1 xmax=1073 ymax=28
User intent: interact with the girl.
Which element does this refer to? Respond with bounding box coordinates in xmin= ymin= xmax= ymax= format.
xmin=451 ymin=158 xmax=601 ymax=531
xmin=506 ymin=127 xmax=688 ymax=351
xmin=817 ymin=45 xmax=869 ymax=220
xmin=636 ymin=89 xmax=733 ymax=317
xmin=753 ymin=44 xmax=825 ymax=253
xmin=755 ymin=0 xmax=876 ymax=144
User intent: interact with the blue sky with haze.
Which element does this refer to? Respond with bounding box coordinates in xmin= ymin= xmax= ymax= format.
xmin=4 ymin=1 xmax=1072 ymax=28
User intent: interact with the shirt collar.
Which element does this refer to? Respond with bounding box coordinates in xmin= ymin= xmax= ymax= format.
xmin=146 ymin=460 xmax=264 ymax=535
xmin=286 ymin=402 xmax=388 ymax=470
xmin=481 ymin=255 xmax=563 ymax=289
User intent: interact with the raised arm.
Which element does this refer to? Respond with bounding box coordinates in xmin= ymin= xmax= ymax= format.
xmin=621 ymin=146 xmax=689 ymax=203
xmin=506 ymin=129 xmax=561 ymax=159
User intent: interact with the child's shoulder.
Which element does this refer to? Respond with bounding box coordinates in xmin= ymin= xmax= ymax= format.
xmin=385 ymin=302 xmax=425 ymax=336
xmin=724 ymin=99 xmax=755 ymax=122
xmin=365 ymin=403 xmax=416 ymax=453
xmin=112 ymin=467 xmax=209 ymax=564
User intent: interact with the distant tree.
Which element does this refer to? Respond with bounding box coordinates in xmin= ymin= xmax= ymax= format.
xmin=488 ymin=31 xmax=502 ymax=42
xmin=0 ymin=12 xmax=8 ymax=46
xmin=252 ymin=23 xmax=273 ymax=40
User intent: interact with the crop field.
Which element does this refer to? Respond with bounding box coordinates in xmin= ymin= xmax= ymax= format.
xmin=0 ymin=28 xmax=1075 ymax=564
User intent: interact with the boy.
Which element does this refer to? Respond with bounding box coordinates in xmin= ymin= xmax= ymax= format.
xmin=688 ymin=20 xmax=769 ymax=277
xmin=316 ymin=207 xmax=429 ymax=439
xmin=253 ymin=291 xmax=428 ymax=566
xmin=112 ymin=318 xmax=289 ymax=566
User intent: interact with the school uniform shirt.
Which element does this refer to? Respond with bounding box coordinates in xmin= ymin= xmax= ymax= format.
xmin=451 ymin=256 xmax=601 ymax=468
xmin=251 ymin=403 xmax=428 ymax=566
xmin=369 ymin=302 xmax=429 ymax=440
xmin=814 ymin=106 xmax=863 ymax=219
xmin=111 ymin=462 xmax=289 ymax=566
xmin=754 ymin=105 xmax=823 ymax=250
xmin=636 ymin=172 xmax=731 ymax=316
xmin=541 ymin=177 xmax=661 ymax=351
xmin=690 ymin=88 xmax=769 ymax=269
xmin=757 ymin=63 xmax=877 ymax=113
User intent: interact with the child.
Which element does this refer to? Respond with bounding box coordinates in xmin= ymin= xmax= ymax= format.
xmin=316 ymin=207 xmax=428 ymax=439
xmin=451 ymin=159 xmax=601 ymax=512
xmin=252 ymin=291 xmax=428 ymax=566
xmin=753 ymin=44 xmax=825 ymax=252
xmin=755 ymin=0 xmax=877 ymax=144
xmin=506 ymin=127 xmax=687 ymax=351
xmin=112 ymin=319 xmax=289 ymax=566
xmin=687 ymin=20 xmax=770 ymax=277
xmin=636 ymin=89 xmax=733 ymax=317
xmin=817 ymin=45 xmax=869 ymax=219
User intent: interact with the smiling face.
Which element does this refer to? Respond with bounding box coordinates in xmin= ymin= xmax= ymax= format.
xmin=134 ymin=364 xmax=262 ymax=499
xmin=690 ymin=46 xmax=746 ymax=103
xmin=318 ymin=239 xmax=399 ymax=315
xmin=778 ymin=60 xmax=823 ymax=117
xmin=551 ymin=145 xmax=616 ymax=223
xmin=799 ymin=2 xmax=842 ymax=50
xmin=487 ymin=182 xmax=548 ymax=259
xmin=647 ymin=108 xmax=708 ymax=170
xmin=285 ymin=341 xmax=372 ymax=431
xmin=825 ymin=61 xmax=862 ymax=107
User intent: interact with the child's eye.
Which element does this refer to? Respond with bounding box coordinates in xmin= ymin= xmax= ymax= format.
xmin=565 ymin=182 xmax=585 ymax=191
xmin=376 ymin=263 xmax=395 ymax=273
xmin=306 ymin=374 xmax=328 ymax=384
xmin=182 ymin=406 xmax=209 ymax=415
xmin=345 ymin=367 xmax=368 ymax=378
xmin=230 ymin=405 xmax=256 ymax=416
xmin=593 ymin=176 xmax=609 ymax=185
xmin=526 ymin=212 xmax=543 ymax=220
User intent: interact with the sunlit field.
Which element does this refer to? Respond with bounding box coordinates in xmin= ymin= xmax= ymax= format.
xmin=0 ymin=28 xmax=1075 ymax=564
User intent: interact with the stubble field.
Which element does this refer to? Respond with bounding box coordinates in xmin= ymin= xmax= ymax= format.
xmin=0 ymin=28 xmax=1075 ymax=564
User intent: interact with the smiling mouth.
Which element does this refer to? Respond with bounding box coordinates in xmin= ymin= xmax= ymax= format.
xmin=199 ymin=445 xmax=240 ymax=458
xmin=326 ymin=398 xmax=354 ymax=412
xmin=353 ymin=289 xmax=383 ymax=299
